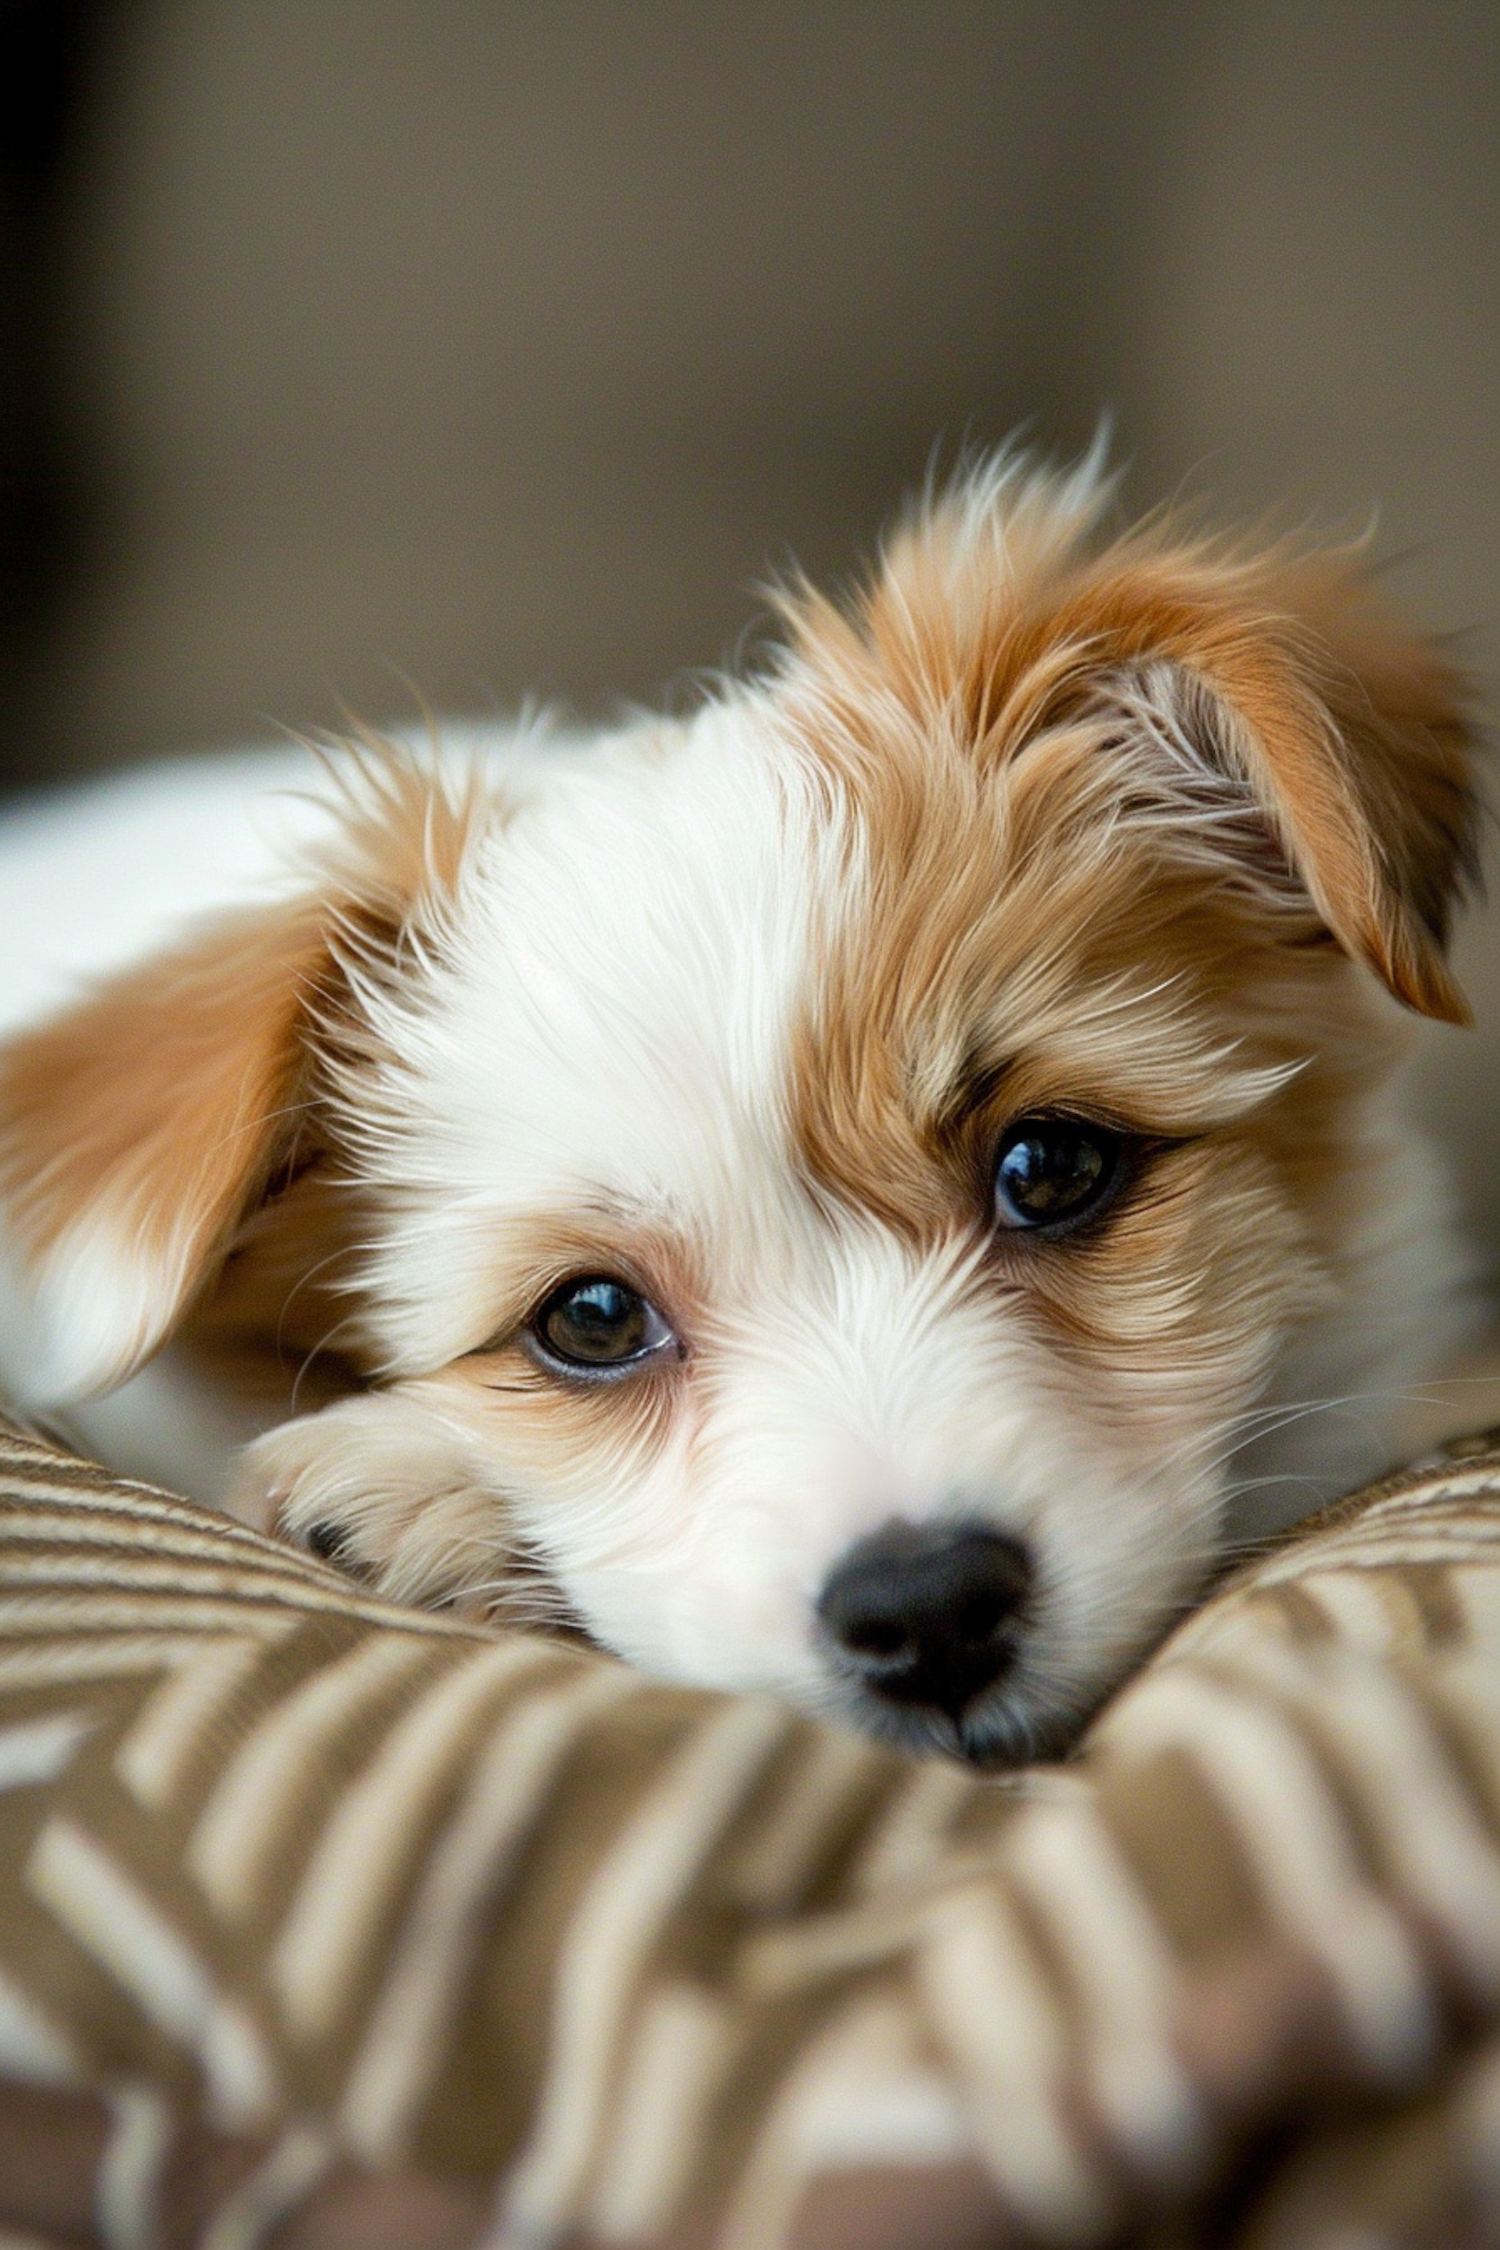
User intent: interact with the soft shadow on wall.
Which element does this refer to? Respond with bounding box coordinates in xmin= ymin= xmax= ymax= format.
xmin=2 ymin=0 xmax=1499 ymax=1258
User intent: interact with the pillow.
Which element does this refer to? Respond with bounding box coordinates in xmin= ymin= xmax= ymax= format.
xmin=0 ymin=1413 xmax=1496 ymax=2249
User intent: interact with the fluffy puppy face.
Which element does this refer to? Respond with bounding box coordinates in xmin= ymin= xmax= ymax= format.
xmin=0 ymin=457 xmax=1477 ymax=1760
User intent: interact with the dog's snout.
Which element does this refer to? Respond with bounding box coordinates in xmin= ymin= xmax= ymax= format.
xmin=817 ymin=1520 xmax=1032 ymax=1719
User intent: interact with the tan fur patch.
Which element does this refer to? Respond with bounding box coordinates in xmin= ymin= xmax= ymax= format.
xmin=0 ymin=899 xmax=330 ymax=1275
xmin=0 ymin=744 xmax=496 ymax=1387
xmin=780 ymin=486 xmax=1477 ymax=1021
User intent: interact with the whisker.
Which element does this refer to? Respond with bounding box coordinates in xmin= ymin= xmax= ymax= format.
xmin=289 ymin=1316 xmax=364 ymax=1413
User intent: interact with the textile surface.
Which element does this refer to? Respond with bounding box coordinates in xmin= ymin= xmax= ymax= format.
xmin=0 ymin=1413 xmax=1497 ymax=2248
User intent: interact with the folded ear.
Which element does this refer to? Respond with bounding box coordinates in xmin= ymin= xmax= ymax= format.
xmin=0 ymin=755 xmax=487 ymax=1405
xmin=790 ymin=463 xmax=1480 ymax=1022
xmin=1091 ymin=544 xmax=1481 ymax=1024
xmin=0 ymin=899 xmax=334 ymax=1402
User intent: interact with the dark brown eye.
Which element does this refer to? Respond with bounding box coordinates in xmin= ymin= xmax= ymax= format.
xmin=531 ymin=1275 xmax=675 ymax=1372
xmin=994 ymin=1118 xmax=1123 ymax=1233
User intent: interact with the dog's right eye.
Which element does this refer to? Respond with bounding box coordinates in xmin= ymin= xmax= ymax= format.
xmin=993 ymin=1116 xmax=1125 ymax=1234
xmin=530 ymin=1275 xmax=676 ymax=1373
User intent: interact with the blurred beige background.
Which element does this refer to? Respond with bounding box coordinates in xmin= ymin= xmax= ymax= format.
xmin=4 ymin=0 xmax=1499 ymax=1252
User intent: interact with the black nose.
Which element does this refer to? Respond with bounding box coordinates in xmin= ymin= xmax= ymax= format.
xmin=818 ymin=1521 xmax=1032 ymax=1720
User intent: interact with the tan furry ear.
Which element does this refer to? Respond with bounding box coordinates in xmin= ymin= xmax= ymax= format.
xmin=0 ymin=902 xmax=330 ymax=1399
xmin=1281 ymin=563 xmax=1480 ymax=1022
xmin=0 ymin=753 xmax=488 ymax=1404
xmin=1104 ymin=547 xmax=1481 ymax=1024
xmin=786 ymin=459 xmax=1480 ymax=1023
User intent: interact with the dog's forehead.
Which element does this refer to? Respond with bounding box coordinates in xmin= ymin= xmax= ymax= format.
xmin=352 ymin=693 xmax=1324 ymax=1372
xmin=404 ymin=697 xmax=1274 ymax=1207
xmin=420 ymin=707 xmax=842 ymax=1207
xmin=387 ymin=688 xmax=1302 ymax=1244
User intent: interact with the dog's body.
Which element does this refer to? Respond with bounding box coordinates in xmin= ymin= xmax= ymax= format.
xmin=0 ymin=456 xmax=1480 ymax=1760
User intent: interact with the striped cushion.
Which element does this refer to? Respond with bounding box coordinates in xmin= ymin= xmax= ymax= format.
xmin=0 ymin=1415 xmax=1497 ymax=2248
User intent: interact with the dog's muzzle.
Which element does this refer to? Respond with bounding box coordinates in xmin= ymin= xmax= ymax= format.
xmin=817 ymin=1518 xmax=1032 ymax=1726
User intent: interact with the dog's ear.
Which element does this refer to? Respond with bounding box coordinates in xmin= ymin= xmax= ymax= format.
xmin=789 ymin=463 xmax=1480 ymax=1023
xmin=1131 ymin=551 xmax=1481 ymax=1024
xmin=0 ymin=756 xmax=486 ymax=1404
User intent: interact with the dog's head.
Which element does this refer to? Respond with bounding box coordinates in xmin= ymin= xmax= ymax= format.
xmin=0 ymin=455 xmax=1478 ymax=1758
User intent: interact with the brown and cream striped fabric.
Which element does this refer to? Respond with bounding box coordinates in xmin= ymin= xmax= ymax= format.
xmin=0 ymin=1412 xmax=1498 ymax=2249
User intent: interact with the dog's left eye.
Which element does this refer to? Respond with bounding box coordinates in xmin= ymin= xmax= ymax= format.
xmin=994 ymin=1118 xmax=1124 ymax=1233
xmin=530 ymin=1275 xmax=676 ymax=1372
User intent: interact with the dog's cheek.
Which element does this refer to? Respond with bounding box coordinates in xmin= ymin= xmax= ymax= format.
xmin=1020 ymin=1135 xmax=1322 ymax=1445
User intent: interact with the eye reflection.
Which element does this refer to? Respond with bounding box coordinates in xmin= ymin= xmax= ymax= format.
xmin=530 ymin=1274 xmax=676 ymax=1373
xmin=994 ymin=1118 xmax=1124 ymax=1233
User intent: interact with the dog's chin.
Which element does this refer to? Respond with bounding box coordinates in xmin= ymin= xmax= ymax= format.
xmin=828 ymin=1674 xmax=1090 ymax=1769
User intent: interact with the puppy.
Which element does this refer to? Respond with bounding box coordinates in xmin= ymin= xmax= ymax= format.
xmin=0 ymin=451 xmax=1479 ymax=1761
